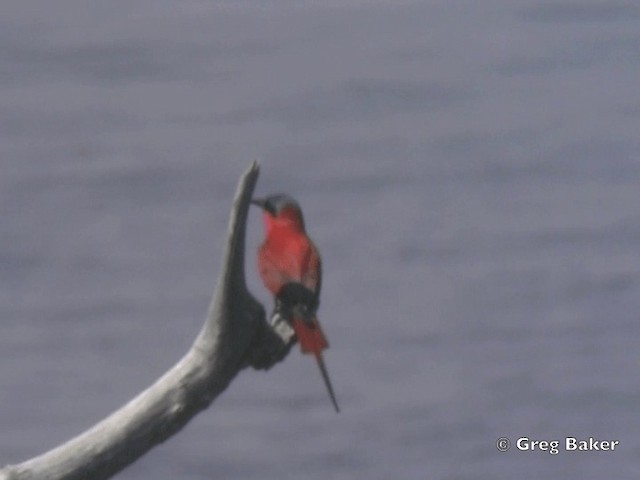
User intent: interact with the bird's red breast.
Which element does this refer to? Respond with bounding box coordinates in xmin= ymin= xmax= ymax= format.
xmin=256 ymin=207 xmax=321 ymax=296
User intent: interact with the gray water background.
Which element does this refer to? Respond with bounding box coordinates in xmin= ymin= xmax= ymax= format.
xmin=2 ymin=1 xmax=640 ymax=478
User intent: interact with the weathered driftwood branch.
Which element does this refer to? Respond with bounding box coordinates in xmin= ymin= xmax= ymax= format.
xmin=0 ymin=161 xmax=295 ymax=480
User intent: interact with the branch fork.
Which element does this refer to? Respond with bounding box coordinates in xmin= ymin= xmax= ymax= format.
xmin=1 ymin=161 xmax=293 ymax=480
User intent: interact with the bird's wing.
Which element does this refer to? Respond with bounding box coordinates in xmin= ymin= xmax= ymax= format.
xmin=301 ymin=241 xmax=321 ymax=305
xmin=258 ymin=235 xmax=321 ymax=309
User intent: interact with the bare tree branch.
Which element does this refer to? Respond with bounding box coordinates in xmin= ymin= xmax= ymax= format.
xmin=0 ymin=161 xmax=294 ymax=480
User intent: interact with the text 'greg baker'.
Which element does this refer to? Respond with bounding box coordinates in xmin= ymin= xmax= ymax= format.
xmin=516 ymin=437 xmax=619 ymax=454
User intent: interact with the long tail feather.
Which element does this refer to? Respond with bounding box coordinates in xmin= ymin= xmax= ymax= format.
xmin=314 ymin=352 xmax=340 ymax=413
xmin=291 ymin=317 xmax=339 ymax=413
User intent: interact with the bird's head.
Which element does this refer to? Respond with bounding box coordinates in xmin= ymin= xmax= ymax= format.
xmin=251 ymin=194 xmax=306 ymax=233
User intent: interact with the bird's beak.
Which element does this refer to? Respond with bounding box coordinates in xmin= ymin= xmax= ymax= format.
xmin=250 ymin=198 xmax=266 ymax=209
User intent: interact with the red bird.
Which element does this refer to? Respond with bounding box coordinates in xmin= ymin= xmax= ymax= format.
xmin=251 ymin=194 xmax=339 ymax=413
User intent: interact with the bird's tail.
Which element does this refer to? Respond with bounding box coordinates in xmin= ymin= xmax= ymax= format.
xmin=291 ymin=316 xmax=328 ymax=353
xmin=291 ymin=317 xmax=339 ymax=413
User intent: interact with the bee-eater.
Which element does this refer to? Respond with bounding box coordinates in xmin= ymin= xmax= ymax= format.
xmin=251 ymin=194 xmax=339 ymax=413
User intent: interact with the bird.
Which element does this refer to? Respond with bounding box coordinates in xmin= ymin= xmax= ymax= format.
xmin=251 ymin=193 xmax=339 ymax=413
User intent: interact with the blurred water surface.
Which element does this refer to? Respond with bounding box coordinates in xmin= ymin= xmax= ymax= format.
xmin=2 ymin=1 xmax=640 ymax=479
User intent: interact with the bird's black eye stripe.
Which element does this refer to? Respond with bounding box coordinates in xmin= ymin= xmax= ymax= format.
xmin=264 ymin=201 xmax=277 ymax=216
